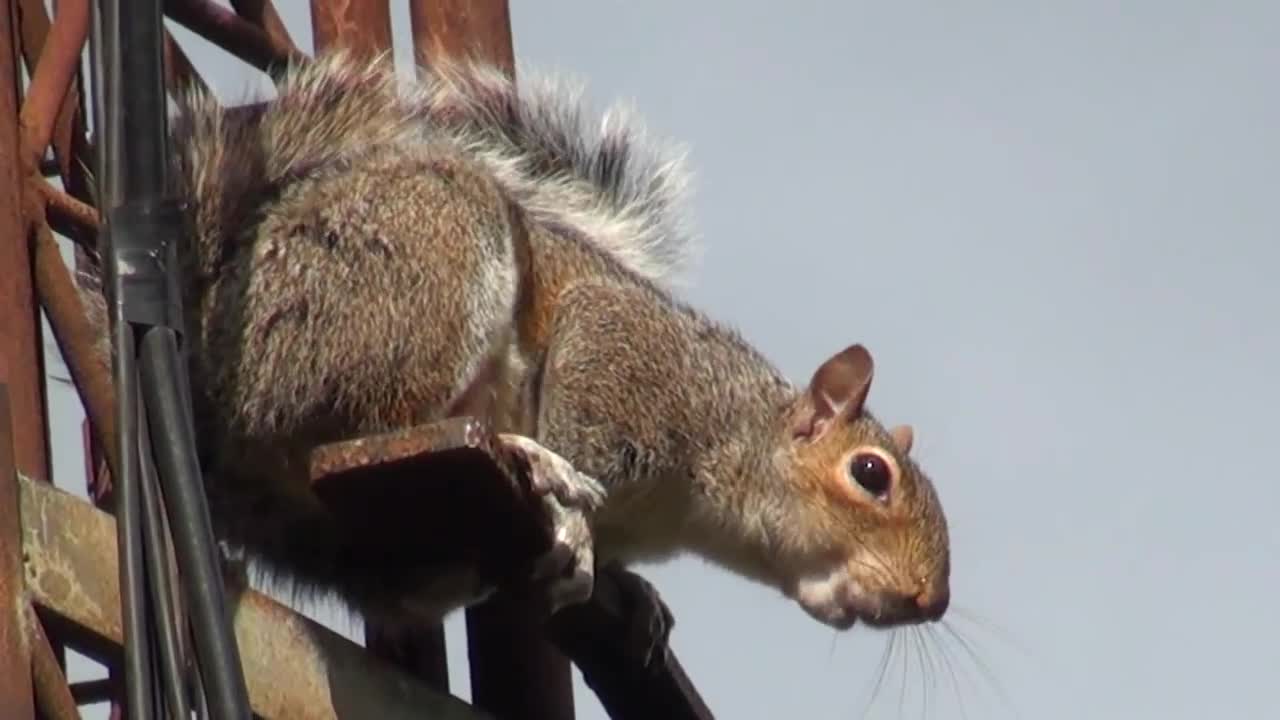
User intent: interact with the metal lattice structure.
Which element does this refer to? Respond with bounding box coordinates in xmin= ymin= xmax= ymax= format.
xmin=0 ymin=1 xmax=715 ymax=718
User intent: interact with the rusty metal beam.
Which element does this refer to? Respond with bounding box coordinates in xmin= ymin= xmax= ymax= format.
xmin=29 ymin=606 xmax=81 ymax=720
xmin=410 ymin=0 xmax=515 ymax=77
xmin=2 ymin=0 xmax=52 ymax=492
xmin=0 ymin=386 xmax=37 ymax=720
xmin=16 ymin=0 xmax=94 ymax=217
xmin=309 ymin=0 xmax=392 ymax=58
xmin=17 ymin=0 xmax=88 ymax=171
xmin=31 ymin=215 xmax=119 ymax=484
xmin=229 ymin=0 xmax=298 ymax=55
xmin=550 ymin=569 xmax=715 ymax=720
xmin=165 ymin=0 xmax=305 ymax=75
xmin=20 ymin=474 xmax=493 ymax=720
xmin=310 ymin=415 xmax=576 ymax=718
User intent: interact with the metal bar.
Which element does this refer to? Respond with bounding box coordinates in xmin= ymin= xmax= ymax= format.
xmin=31 ymin=215 xmax=119 ymax=480
xmin=549 ymin=569 xmax=715 ymax=720
xmin=410 ymin=0 xmax=515 ymax=77
xmin=69 ymin=677 xmax=116 ymax=704
xmin=466 ymin=590 xmax=576 ymax=720
xmin=228 ymin=0 xmax=298 ymax=54
xmin=137 ymin=403 xmax=192 ymax=719
xmin=0 ymin=391 xmax=36 ymax=719
xmin=309 ymin=0 xmax=392 ymax=57
xmin=30 ymin=606 xmax=83 ymax=720
xmin=165 ymin=0 xmax=305 ymax=74
xmin=19 ymin=474 xmax=494 ymax=720
xmin=17 ymin=0 xmax=89 ymax=170
xmin=138 ymin=329 xmax=249 ymax=719
xmin=16 ymin=0 xmax=94 ymax=211
xmin=1 ymin=0 xmax=52 ymax=492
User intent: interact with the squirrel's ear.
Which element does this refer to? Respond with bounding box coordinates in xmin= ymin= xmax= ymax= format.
xmin=793 ymin=344 xmax=874 ymax=440
xmin=890 ymin=424 xmax=914 ymax=455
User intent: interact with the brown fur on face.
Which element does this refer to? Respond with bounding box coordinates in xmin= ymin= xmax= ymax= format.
xmin=779 ymin=345 xmax=951 ymax=630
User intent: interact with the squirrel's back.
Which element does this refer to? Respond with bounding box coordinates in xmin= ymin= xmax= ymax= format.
xmin=170 ymin=51 xmax=696 ymax=291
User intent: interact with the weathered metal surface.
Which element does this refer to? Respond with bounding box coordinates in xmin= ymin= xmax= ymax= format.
xmin=309 ymin=417 xmax=553 ymax=589
xmin=550 ymin=569 xmax=716 ymax=720
xmin=68 ymin=677 xmax=113 ymax=705
xmin=31 ymin=216 xmax=119 ymax=482
xmin=229 ymin=0 xmax=298 ymax=54
xmin=29 ymin=605 xmax=82 ymax=720
xmin=17 ymin=0 xmax=93 ymax=203
xmin=410 ymin=0 xmax=515 ymax=77
xmin=1 ymin=0 xmax=51 ymax=489
xmin=466 ymin=588 xmax=577 ymax=720
xmin=19 ymin=474 xmax=493 ymax=720
xmin=364 ymin=622 xmax=450 ymax=693
xmin=37 ymin=181 xmax=98 ymax=237
xmin=309 ymin=0 xmax=392 ymax=58
xmin=17 ymin=0 xmax=88 ymax=170
xmin=0 ymin=386 xmax=36 ymax=720
xmin=166 ymin=0 xmax=305 ymax=73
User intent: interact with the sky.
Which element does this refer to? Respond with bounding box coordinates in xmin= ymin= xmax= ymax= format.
xmin=47 ymin=1 xmax=1280 ymax=718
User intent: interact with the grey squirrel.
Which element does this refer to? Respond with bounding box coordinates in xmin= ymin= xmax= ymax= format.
xmin=80 ymin=51 xmax=951 ymax=635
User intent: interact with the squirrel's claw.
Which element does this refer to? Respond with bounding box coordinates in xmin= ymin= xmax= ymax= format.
xmin=497 ymin=433 xmax=607 ymax=511
xmin=532 ymin=496 xmax=597 ymax=614
xmin=497 ymin=434 xmax=605 ymax=614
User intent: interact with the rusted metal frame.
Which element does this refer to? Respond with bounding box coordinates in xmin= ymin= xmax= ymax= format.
xmin=410 ymin=0 xmax=515 ymax=77
xmin=287 ymin=414 xmax=721 ymax=719
xmin=1 ymin=402 xmax=37 ymax=716
xmin=30 ymin=207 xmax=120 ymax=493
xmin=16 ymin=0 xmax=94 ymax=206
xmin=38 ymin=180 xmax=99 ymax=241
xmin=1 ymin=0 xmax=53 ymax=497
xmin=20 ymin=474 xmax=493 ymax=720
xmin=309 ymin=0 xmax=393 ymax=60
xmin=164 ymin=0 xmax=306 ymax=75
xmin=229 ymin=0 xmax=299 ymax=55
xmin=16 ymin=0 xmax=88 ymax=175
xmin=29 ymin=605 xmax=83 ymax=720
xmin=309 ymin=416 xmax=578 ymax=718
xmin=549 ymin=571 xmax=715 ymax=720
xmin=69 ymin=677 xmax=115 ymax=704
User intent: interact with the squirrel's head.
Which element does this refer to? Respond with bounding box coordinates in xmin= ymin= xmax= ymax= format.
xmin=776 ymin=344 xmax=950 ymax=631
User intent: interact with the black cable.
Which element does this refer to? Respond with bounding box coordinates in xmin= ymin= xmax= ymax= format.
xmin=138 ymin=403 xmax=194 ymax=719
xmin=141 ymin=328 xmax=251 ymax=720
xmin=110 ymin=321 xmax=155 ymax=720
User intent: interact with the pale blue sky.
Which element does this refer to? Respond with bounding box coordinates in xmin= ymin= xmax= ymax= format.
xmin=53 ymin=1 xmax=1280 ymax=718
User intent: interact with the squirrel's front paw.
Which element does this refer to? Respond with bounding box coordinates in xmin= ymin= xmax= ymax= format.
xmin=496 ymin=433 xmax=606 ymax=511
xmin=530 ymin=495 xmax=597 ymax=614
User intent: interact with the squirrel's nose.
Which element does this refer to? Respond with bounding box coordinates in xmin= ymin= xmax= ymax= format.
xmin=915 ymin=587 xmax=949 ymax=620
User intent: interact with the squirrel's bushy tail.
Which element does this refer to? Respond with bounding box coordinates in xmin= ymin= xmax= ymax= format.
xmin=171 ymin=50 xmax=696 ymax=290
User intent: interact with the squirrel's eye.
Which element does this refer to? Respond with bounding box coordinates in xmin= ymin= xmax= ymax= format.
xmin=848 ymin=452 xmax=892 ymax=499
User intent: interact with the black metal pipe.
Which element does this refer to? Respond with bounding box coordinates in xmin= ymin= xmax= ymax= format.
xmin=110 ymin=320 xmax=154 ymax=720
xmin=97 ymin=0 xmax=253 ymax=716
xmin=138 ymin=404 xmax=193 ymax=719
xmin=140 ymin=327 xmax=250 ymax=720
xmin=116 ymin=0 xmax=168 ymax=196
